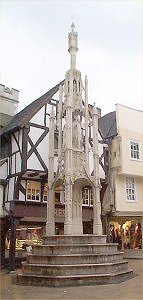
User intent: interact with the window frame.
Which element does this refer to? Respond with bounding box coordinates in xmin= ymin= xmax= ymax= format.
xmin=125 ymin=177 xmax=136 ymax=202
xmin=82 ymin=187 xmax=90 ymax=206
xmin=43 ymin=184 xmax=48 ymax=202
xmin=129 ymin=140 xmax=140 ymax=161
xmin=82 ymin=187 xmax=93 ymax=207
xmin=26 ymin=181 xmax=41 ymax=202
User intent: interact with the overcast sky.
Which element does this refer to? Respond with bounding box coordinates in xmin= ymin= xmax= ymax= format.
xmin=0 ymin=0 xmax=143 ymax=115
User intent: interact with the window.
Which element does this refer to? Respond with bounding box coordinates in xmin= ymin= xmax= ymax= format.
xmin=82 ymin=187 xmax=93 ymax=206
xmin=43 ymin=184 xmax=48 ymax=202
xmin=82 ymin=188 xmax=89 ymax=206
xmin=27 ymin=181 xmax=40 ymax=201
xmin=126 ymin=177 xmax=136 ymax=201
xmin=90 ymin=188 xmax=93 ymax=206
xmin=130 ymin=141 xmax=140 ymax=160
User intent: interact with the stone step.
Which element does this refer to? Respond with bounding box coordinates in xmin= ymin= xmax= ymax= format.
xmin=22 ymin=261 xmax=129 ymax=276
xmin=43 ymin=235 xmax=107 ymax=245
xmin=32 ymin=243 xmax=118 ymax=255
xmin=15 ymin=235 xmax=133 ymax=287
xmin=27 ymin=252 xmax=124 ymax=265
xmin=15 ymin=269 xmax=134 ymax=287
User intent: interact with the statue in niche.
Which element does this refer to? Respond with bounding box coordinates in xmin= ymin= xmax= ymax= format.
xmin=73 ymin=79 xmax=77 ymax=93
xmin=72 ymin=114 xmax=83 ymax=150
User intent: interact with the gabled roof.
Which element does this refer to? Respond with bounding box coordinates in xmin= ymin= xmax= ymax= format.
xmin=1 ymin=80 xmax=64 ymax=136
xmin=98 ymin=111 xmax=117 ymax=140
xmin=1 ymin=79 xmax=117 ymax=141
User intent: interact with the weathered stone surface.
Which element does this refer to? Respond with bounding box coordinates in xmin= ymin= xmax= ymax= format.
xmin=15 ymin=235 xmax=133 ymax=287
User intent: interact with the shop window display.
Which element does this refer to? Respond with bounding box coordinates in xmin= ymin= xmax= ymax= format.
xmin=109 ymin=221 xmax=142 ymax=250
xmin=5 ymin=226 xmax=43 ymax=253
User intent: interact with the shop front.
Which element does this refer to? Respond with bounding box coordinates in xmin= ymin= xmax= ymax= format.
xmin=109 ymin=216 xmax=142 ymax=250
xmin=5 ymin=220 xmax=45 ymax=256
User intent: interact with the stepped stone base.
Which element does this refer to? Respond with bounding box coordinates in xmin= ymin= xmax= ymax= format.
xmin=15 ymin=235 xmax=133 ymax=287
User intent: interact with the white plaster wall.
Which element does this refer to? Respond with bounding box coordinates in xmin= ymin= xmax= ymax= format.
xmin=19 ymin=130 xmax=23 ymax=151
xmin=27 ymin=152 xmax=44 ymax=171
xmin=16 ymin=152 xmax=21 ymax=173
xmin=12 ymin=135 xmax=19 ymax=153
xmin=19 ymin=180 xmax=26 ymax=201
xmin=120 ymin=128 xmax=143 ymax=176
xmin=36 ymin=133 xmax=49 ymax=168
xmin=12 ymin=130 xmax=23 ymax=151
xmin=11 ymin=152 xmax=21 ymax=174
xmin=30 ymin=107 xmax=45 ymax=126
xmin=29 ymin=126 xmax=45 ymax=145
xmin=8 ymin=177 xmax=15 ymax=201
xmin=11 ymin=130 xmax=23 ymax=173
xmin=27 ymin=126 xmax=49 ymax=171
xmin=116 ymin=104 xmax=143 ymax=176
xmin=116 ymin=104 xmax=143 ymax=134
xmin=0 ymin=160 xmax=8 ymax=179
xmin=12 ymin=155 xmax=15 ymax=173
xmin=115 ymin=175 xmax=143 ymax=212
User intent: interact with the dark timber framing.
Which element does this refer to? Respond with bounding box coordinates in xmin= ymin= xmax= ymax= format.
xmin=21 ymin=127 xmax=29 ymax=172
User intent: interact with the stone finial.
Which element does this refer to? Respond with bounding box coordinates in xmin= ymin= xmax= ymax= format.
xmin=71 ymin=22 xmax=75 ymax=33
xmin=68 ymin=23 xmax=78 ymax=69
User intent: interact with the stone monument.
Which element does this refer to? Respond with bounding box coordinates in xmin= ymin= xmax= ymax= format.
xmin=15 ymin=24 xmax=133 ymax=287
xmin=46 ymin=23 xmax=102 ymax=236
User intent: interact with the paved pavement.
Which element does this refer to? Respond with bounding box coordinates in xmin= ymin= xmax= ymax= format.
xmin=0 ymin=259 xmax=143 ymax=300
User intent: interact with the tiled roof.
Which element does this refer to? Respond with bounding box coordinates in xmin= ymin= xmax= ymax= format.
xmin=98 ymin=111 xmax=117 ymax=140
xmin=1 ymin=80 xmax=64 ymax=136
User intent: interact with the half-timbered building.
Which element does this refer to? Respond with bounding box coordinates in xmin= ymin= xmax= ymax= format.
xmin=0 ymin=78 xmax=108 ymax=258
xmin=0 ymin=24 xmax=109 ymax=267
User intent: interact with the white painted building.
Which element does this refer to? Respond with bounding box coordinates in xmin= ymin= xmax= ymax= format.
xmin=102 ymin=104 xmax=143 ymax=251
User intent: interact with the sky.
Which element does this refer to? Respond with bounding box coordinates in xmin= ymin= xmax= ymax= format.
xmin=0 ymin=0 xmax=143 ymax=116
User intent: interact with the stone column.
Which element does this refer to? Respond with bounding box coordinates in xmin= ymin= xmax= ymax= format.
xmin=72 ymin=182 xmax=83 ymax=235
xmin=46 ymin=106 xmax=55 ymax=235
xmin=64 ymin=176 xmax=73 ymax=235
xmin=64 ymin=76 xmax=73 ymax=234
xmin=85 ymin=75 xmax=89 ymax=169
xmin=92 ymin=105 xmax=102 ymax=235
xmin=58 ymin=85 xmax=63 ymax=164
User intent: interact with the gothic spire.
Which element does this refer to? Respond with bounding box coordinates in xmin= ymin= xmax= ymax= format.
xmin=68 ymin=23 xmax=78 ymax=69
